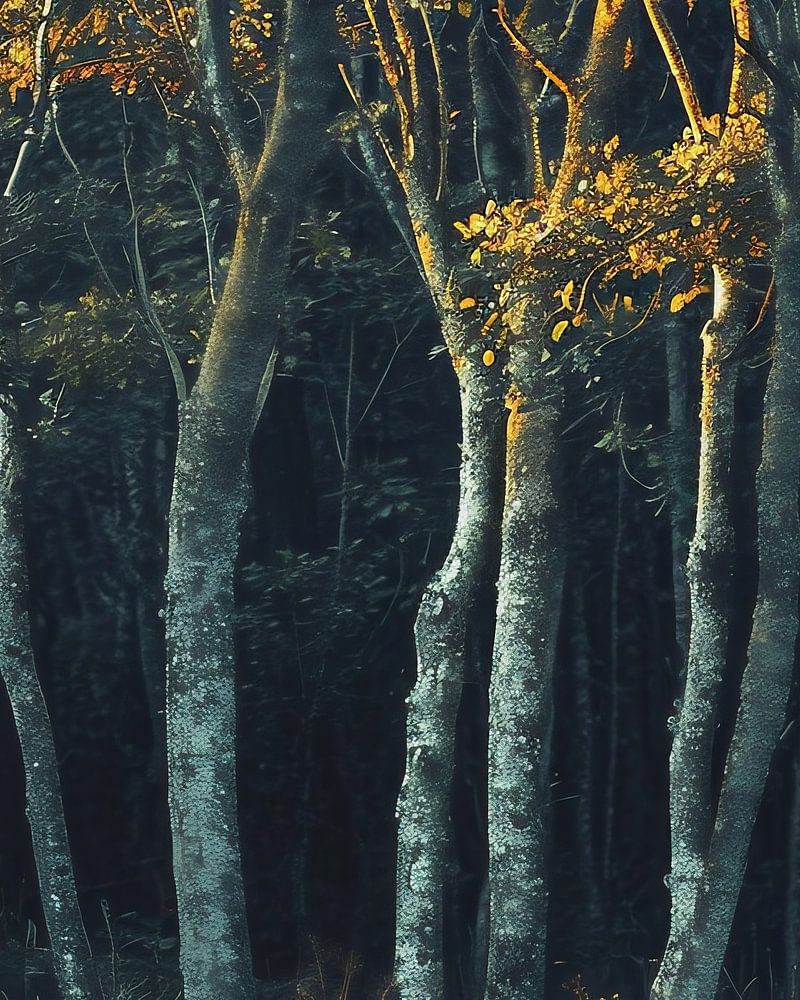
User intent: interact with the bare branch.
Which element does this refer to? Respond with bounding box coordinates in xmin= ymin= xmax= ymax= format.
xmin=4 ymin=0 xmax=54 ymax=199
xmin=641 ymin=0 xmax=705 ymax=141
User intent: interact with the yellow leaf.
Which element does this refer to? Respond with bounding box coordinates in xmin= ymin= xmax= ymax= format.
xmin=560 ymin=279 xmax=575 ymax=311
xmin=552 ymin=320 xmax=569 ymax=342
xmin=603 ymin=136 xmax=620 ymax=160
xmin=468 ymin=213 xmax=486 ymax=234
xmin=485 ymin=198 xmax=497 ymax=217
xmin=453 ymin=220 xmax=471 ymax=239
xmin=459 ymin=296 xmax=477 ymax=310
xmin=691 ymin=213 xmax=702 ymax=227
xmin=670 ymin=284 xmax=711 ymax=312
xmin=482 ymin=349 xmax=496 ymax=366
xmin=481 ymin=312 xmax=499 ymax=334
xmin=623 ymin=37 xmax=635 ymax=70
xmin=470 ymin=247 xmax=482 ymax=265
xmin=596 ymin=170 xmax=612 ymax=194
xmin=622 ymin=295 xmax=634 ymax=311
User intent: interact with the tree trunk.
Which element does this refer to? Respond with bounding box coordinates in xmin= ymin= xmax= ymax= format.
xmin=603 ymin=459 xmax=623 ymax=887
xmin=787 ymin=745 xmax=800 ymax=1000
xmin=0 ymin=402 xmax=102 ymax=1000
xmin=164 ymin=10 xmax=335 ymax=998
xmin=665 ymin=320 xmax=696 ymax=670
xmin=394 ymin=362 xmax=504 ymax=1000
xmin=487 ymin=378 xmax=565 ymax=1000
xmin=652 ymin=225 xmax=800 ymax=999
xmin=567 ymin=577 xmax=603 ymax=956
xmin=652 ymin=269 xmax=745 ymax=1000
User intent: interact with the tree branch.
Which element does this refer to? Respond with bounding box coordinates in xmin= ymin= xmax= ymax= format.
xmin=641 ymin=0 xmax=705 ymax=141
xmin=195 ymin=0 xmax=250 ymax=193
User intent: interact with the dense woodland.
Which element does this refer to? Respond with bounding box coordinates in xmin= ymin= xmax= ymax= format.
xmin=0 ymin=1 xmax=799 ymax=999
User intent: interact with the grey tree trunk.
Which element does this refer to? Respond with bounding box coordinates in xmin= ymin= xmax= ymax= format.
xmin=787 ymin=746 xmax=800 ymax=999
xmin=665 ymin=320 xmax=695 ymax=669
xmin=395 ymin=362 xmax=504 ymax=1000
xmin=651 ymin=223 xmax=800 ymax=998
xmin=652 ymin=269 xmax=745 ymax=1000
xmin=567 ymin=580 xmax=603 ymax=953
xmin=487 ymin=377 xmax=565 ymax=1000
xmin=163 ymin=8 xmax=335 ymax=998
xmin=0 ymin=402 xmax=102 ymax=1000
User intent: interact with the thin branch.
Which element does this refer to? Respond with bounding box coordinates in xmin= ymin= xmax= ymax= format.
xmin=417 ymin=1 xmax=449 ymax=200
xmin=4 ymin=0 xmax=54 ymax=198
xmin=83 ymin=222 xmax=122 ymax=301
xmin=186 ymin=168 xmax=218 ymax=304
xmin=641 ymin=0 xmax=705 ymax=140
xmin=496 ymin=0 xmax=572 ymax=98
xmin=251 ymin=344 xmax=279 ymax=434
xmin=338 ymin=62 xmax=402 ymax=178
xmin=121 ymin=136 xmax=186 ymax=402
xmin=364 ymin=0 xmax=414 ymax=160
xmin=50 ymin=96 xmax=80 ymax=180
xmin=354 ymin=324 xmax=415 ymax=430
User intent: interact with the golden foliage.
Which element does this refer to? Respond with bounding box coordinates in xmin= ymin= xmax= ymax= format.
xmin=0 ymin=1 xmax=274 ymax=103
xmin=451 ymin=82 xmax=770 ymax=364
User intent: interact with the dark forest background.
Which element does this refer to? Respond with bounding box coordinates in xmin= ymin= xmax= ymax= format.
xmin=0 ymin=12 xmax=797 ymax=997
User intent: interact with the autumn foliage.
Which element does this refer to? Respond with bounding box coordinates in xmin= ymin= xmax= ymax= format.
xmin=0 ymin=0 xmax=274 ymax=102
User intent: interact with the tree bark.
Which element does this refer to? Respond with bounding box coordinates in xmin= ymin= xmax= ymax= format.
xmin=0 ymin=402 xmax=102 ymax=1000
xmin=394 ymin=361 xmax=504 ymax=1000
xmin=652 ymin=224 xmax=800 ymax=999
xmin=665 ymin=319 xmax=696 ymax=670
xmin=567 ymin=577 xmax=603 ymax=954
xmin=652 ymin=269 xmax=745 ymax=1000
xmin=787 ymin=745 xmax=800 ymax=999
xmin=487 ymin=377 xmax=565 ymax=1000
xmin=603 ymin=458 xmax=624 ymax=886
xmin=163 ymin=8 xmax=336 ymax=999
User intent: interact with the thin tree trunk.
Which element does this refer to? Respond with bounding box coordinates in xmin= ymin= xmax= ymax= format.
xmin=603 ymin=458 xmax=623 ymax=886
xmin=665 ymin=320 xmax=695 ymax=669
xmin=163 ymin=9 xmax=335 ymax=998
xmin=487 ymin=377 xmax=565 ymax=1000
xmin=787 ymin=744 xmax=800 ymax=1000
xmin=568 ymin=578 xmax=603 ymax=953
xmin=394 ymin=363 xmax=504 ymax=1000
xmin=0 ymin=402 xmax=102 ymax=1000
xmin=652 ymin=226 xmax=800 ymax=999
xmin=652 ymin=268 xmax=744 ymax=1000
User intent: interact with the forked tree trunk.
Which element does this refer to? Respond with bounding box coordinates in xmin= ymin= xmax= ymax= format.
xmin=0 ymin=403 xmax=102 ymax=1000
xmin=652 ymin=269 xmax=745 ymax=1000
xmin=395 ymin=361 xmax=504 ymax=1000
xmin=487 ymin=377 xmax=565 ymax=1000
xmin=164 ymin=10 xmax=334 ymax=999
xmin=652 ymin=223 xmax=800 ymax=999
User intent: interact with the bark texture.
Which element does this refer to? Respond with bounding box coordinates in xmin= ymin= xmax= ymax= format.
xmin=788 ymin=747 xmax=800 ymax=999
xmin=652 ymin=222 xmax=800 ymax=998
xmin=0 ymin=403 xmax=102 ymax=1000
xmin=487 ymin=380 xmax=565 ymax=1000
xmin=665 ymin=320 xmax=695 ymax=667
xmin=164 ymin=8 xmax=335 ymax=999
xmin=653 ymin=270 xmax=745 ymax=999
xmin=394 ymin=364 xmax=504 ymax=1000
